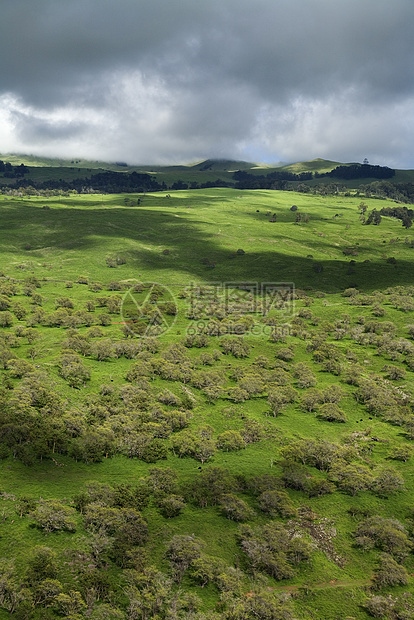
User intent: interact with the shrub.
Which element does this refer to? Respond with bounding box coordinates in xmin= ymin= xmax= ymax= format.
xmin=372 ymin=554 xmax=409 ymax=590
xmin=140 ymin=439 xmax=168 ymax=463
xmin=219 ymin=494 xmax=255 ymax=522
xmin=364 ymin=593 xmax=414 ymax=619
xmin=354 ymin=516 xmax=412 ymax=560
xmin=318 ymin=403 xmax=347 ymax=423
xmin=292 ymin=362 xmax=317 ymax=388
xmin=55 ymin=296 xmax=74 ymax=309
xmin=156 ymin=494 xmax=186 ymax=518
xmin=258 ymin=489 xmax=297 ymax=518
xmin=388 ymin=445 xmax=413 ymax=462
xmin=306 ymin=478 xmax=336 ymax=497
xmin=30 ymin=500 xmax=77 ymax=533
xmin=105 ymin=256 xmax=117 ymax=268
xmin=58 ymin=353 xmax=91 ymax=388
xmin=371 ymin=467 xmax=405 ymax=497
xmin=26 ymin=546 xmax=59 ymax=584
xmin=329 ymin=461 xmax=373 ymax=495
xmin=382 ymin=364 xmax=406 ymax=381
xmin=238 ymin=522 xmax=311 ymax=580
xmin=166 ymin=534 xmax=205 ymax=583
xmin=217 ymin=430 xmax=245 ymax=452
xmin=0 ymin=311 xmax=13 ymax=327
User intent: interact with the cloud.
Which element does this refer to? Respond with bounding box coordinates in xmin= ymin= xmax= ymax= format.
xmin=1 ymin=0 xmax=414 ymax=166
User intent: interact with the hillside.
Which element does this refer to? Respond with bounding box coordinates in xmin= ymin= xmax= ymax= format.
xmin=0 ymin=187 xmax=413 ymax=618
xmin=2 ymin=155 xmax=414 ymax=202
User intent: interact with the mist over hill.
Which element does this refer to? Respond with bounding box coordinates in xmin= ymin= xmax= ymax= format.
xmin=1 ymin=155 xmax=414 ymax=203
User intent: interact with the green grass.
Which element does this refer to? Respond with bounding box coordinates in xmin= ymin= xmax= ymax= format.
xmin=0 ymin=187 xmax=414 ymax=618
xmin=1 ymin=189 xmax=413 ymax=291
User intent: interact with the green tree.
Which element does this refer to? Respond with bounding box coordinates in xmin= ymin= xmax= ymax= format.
xmin=329 ymin=461 xmax=373 ymax=495
xmin=54 ymin=590 xmax=87 ymax=616
xmin=317 ymin=403 xmax=347 ymax=423
xmin=300 ymin=388 xmax=322 ymax=412
xmin=89 ymin=604 xmax=125 ymax=620
xmin=354 ymin=516 xmax=412 ymax=561
xmin=125 ymin=566 xmax=172 ymax=620
xmin=58 ymin=353 xmax=91 ymax=388
xmin=187 ymin=466 xmax=235 ymax=508
xmin=30 ymin=500 xmax=77 ymax=533
xmin=268 ymin=386 xmax=296 ymax=416
xmin=371 ymin=467 xmax=405 ymax=497
xmin=292 ymin=362 xmax=317 ymax=388
xmin=156 ymin=494 xmax=186 ymax=518
xmin=238 ymin=522 xmax=311 ymax=581
xmin=166 ymin=534 xmax=205 ymax=583
xmin=219 ymin=494 xmax=255 ymax=522
xmin=365 ymin=209 xmax=382 ymax=225
xmin=147 ymin=467 xmax=178 ymax=497
xmin=217 ymin=430 xmax=245 ymax=452
xmin=32 ymin=578 xmax=63 ymax=607
xmin=222 ymin=586 xmax=295 ymax=620
xmin=258 ymin=489 xmax=297 ymax=518
xmin=372 ymin=554 xmax=409 ymax=590
xmin=26 ymin=547 xmax=59 ymax=585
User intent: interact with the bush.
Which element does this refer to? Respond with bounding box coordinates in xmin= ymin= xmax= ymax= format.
xmin=329 ymin=461 xmax=373 ymax=495
xmin=388 ymin=445 xmax=413 ymax=462
xmin=354 ymin=516 xmax=412 ymax=560
xmin=140 ymin=439 xmax=168 ymax=463
xmin=371 ymin=467 xmax=405 ymax=497
xmin=84 ymin=505 xmax=148 ymax=546
xmin=58 ymin=353 xmax=91 ymax=388
xmin=306 ymin=478 xmax=336 ymax=498
xmin=217 ymin=430 xmax=245 ymax=451
xmin=364 ymin=593 xmax=414 ymax=619
xmin=26 ymin=546 xmax=59 ymax=585
xmin=30 ymin=500 xmax=77 ymax=533
xmin=292 ymin=362 xmax=317 ymax=388
xmin=219 ymin=494 xmax=255 ymax=522
xmin=156 ymin=494 xmax=186 ymax=518
xmin=105 ymin=256 xmax=117 ymax=268
xmin=238 ymin=522 xmax=311 ymax=580
xmin=372 ymin=553 xmax=409 ymax=590
xmin=258 ymin=489 xmax=297 ymax=518
xmin=382 ymin=364 xmax=406 ymax=380
xmin=0 ymin=311 xmax=13 ymax=327
xmin=317 ymin=403 xmax=347 ymax=423
xmin=166 ymin=534 xmax=205 ymax=583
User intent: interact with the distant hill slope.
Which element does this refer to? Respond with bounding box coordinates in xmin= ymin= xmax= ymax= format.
xmin=189 ymin=158 xmax=256 ymax=171
xmin=0 ymin=153 xmax=342 ymax=174
xmin=1 ymin=154 xmax=414 ymax=195
xmin=278 ymin=158 xmax=345 ymax=174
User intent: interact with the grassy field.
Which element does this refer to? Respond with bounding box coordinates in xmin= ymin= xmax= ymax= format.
xmin=1 ymin=188 xmax=413 ymax=289
xmin=0 ymin=188 xmax=413 ymax=619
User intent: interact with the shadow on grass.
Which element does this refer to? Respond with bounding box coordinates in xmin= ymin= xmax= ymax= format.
xmin=2 ymin=201 xmax=413 ymax=293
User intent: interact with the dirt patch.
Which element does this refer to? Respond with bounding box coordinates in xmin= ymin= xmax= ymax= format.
xmin=287 ymin=506 xmax=346 ymax=568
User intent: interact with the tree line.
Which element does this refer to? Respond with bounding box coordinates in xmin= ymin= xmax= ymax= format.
xmin=318 ymin=163 xmax=395 ymax=180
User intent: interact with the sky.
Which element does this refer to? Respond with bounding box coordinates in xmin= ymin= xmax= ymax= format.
xmin=1 ymin=0 xmax=414 ymax=167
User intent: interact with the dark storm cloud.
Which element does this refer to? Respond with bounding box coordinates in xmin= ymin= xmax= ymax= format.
xmin=12 ymin=110 xmax=87 ymax=143
xmin=1 ymin=0 xmax=414 ymax=165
